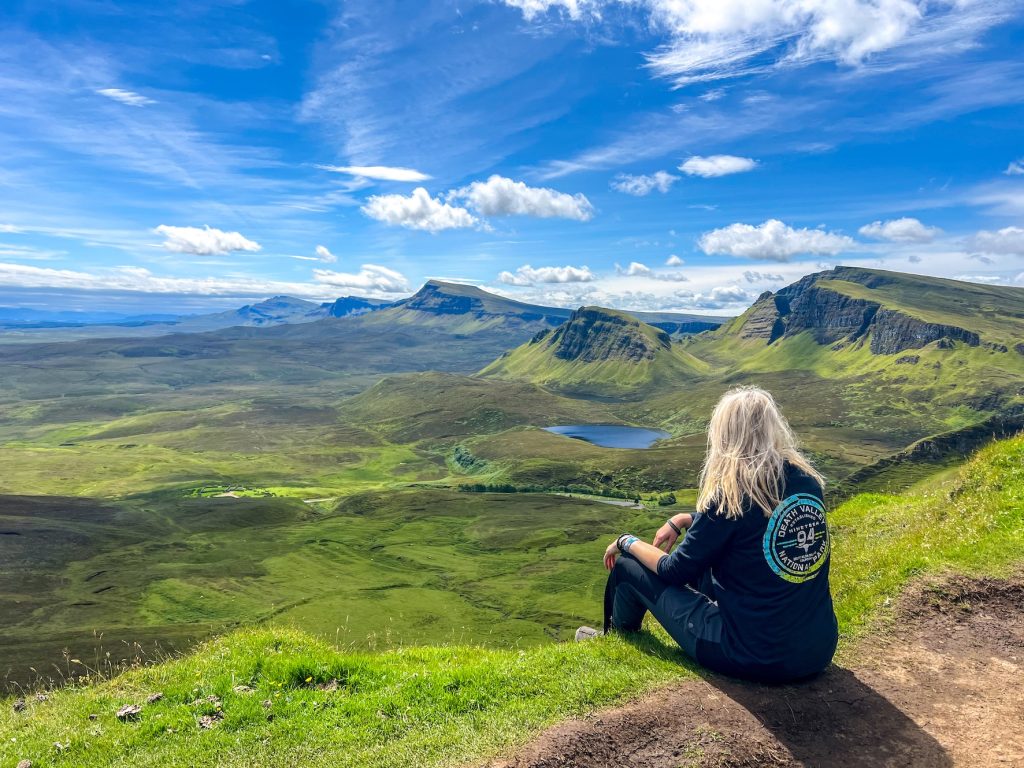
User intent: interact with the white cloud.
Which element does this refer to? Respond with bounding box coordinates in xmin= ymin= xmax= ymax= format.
xmin=858 ymin=217 xmax=941 ymax=243
xmin=498 ymin=264 xmax=596 ymax=285
xmin=504 ymin=2 xmax=1000 ymax=87
xmin=699 ymin=219 xmax=855 ymax=261
xmin=317 ymin=164 xmax=431 ymax=182
xmin=315 ymin=245 xmax=337 ymax=263
xmin=652 ymin=271 xmax=689 ymax=282
xmin=95 ymin=88 xmax=155 ymax=107
xmin=1005 ymin=159 xmax=1024 ymax=176
xmin=675 ymin=285 xmax=754 ymax=309
xmin=617 ymin=261 xmax=652 ymax=276
xmin=454 ymin=175 xmax=594 ymax=221
xmin=679 ymin=155 xmax=758 ymax=178
xmin=0 ymin=224 xmax=22 ymax=233
xmin=0 ymin=261 xmax=330 ymax=299
xmin=967 ymin=226 xmax=1024 ymax=256
xmin=361 ymin=187 xmax=478 ymax=232
xmin=500 ymin=0 xmax=596 ymax=20
xmin=666 ymin=254 xmax=684 ymax=266
xmin=743 ymin=270 xmax=785 ymax=282
xmin=154 ymin=225 xmax=261 ymax=256
xmin=611 ymin=171 xmax=678 ymax=196
xmin=312 ymin=264 xmax=409 ymax=293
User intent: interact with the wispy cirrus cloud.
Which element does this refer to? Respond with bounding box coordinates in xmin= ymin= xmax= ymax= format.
xmin=95 ymin=88 xmax=155 ymax=107
xmin=503 ymin=1 xmax=1019 ymax=86
xmin=317 ymin=164 xmax=431 ymax=182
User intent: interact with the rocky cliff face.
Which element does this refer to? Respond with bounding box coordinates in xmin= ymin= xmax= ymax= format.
xmin=738 ymin=269 xmax=981 ymax=355
xmin=401 ymin=282 xmax=481 ymax=315
xmin=534 ymin=307 xmax=672 ymax=363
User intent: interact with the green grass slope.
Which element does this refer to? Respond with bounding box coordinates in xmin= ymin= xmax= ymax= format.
xmin=481 ymin=306 xmax=711 ymax=397
xmin=4 ymin=435 xmax=1021 ymax=768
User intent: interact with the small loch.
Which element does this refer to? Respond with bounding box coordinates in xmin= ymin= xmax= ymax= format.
xmin=543 ymin=424 xmax=670 ymax=449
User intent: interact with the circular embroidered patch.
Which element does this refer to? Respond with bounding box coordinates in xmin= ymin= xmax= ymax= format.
xmin=762 ymin=493 xmax=829 ymax=583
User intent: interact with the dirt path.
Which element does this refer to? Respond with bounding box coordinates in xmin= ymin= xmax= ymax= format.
xmin=488 ymin=577 xmax=1024 ymax=768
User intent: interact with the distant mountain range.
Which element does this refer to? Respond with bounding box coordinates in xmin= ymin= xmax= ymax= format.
xmin=0 ymin=281 xmax=725 ymax=343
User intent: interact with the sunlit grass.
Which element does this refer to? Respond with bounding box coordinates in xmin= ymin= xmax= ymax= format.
xmin=3 ymin=435 xmax=1022 ymax=767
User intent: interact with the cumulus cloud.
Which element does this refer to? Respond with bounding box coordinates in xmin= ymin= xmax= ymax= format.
xmin=617 ymin=261 xmax=652 ymax=276
xmin=679 ymin=155 xmax=758 ymax=178
xmin=859 ymin=217 xmax=940 ymax=243
xmin=315 ymin=245 xmax=337 ymax=263
xmin=312 ymin=264 xmax=409 ymax=293
xmin=361 ymin=188 xmax=478 ymax=232
xmin=743 ymin=270 xmax=785 ymax=282
xmin=317 ymin=164 xmax=431 ymax=182
xmin=699 ymin=219 xmax=855 ymax=261
xmin=652 ymin=271 xmax=689 ymax=282
xmin=967 ymin=226 xmax=1024 ymax=256
xmin=498 ymin=264 xmax=596 ymax=285
xmin=675 ymin=285 xmax=754 ymax=309
xmin=666 ymin=254 xmax=684 ymax=266
xmin=454 ymin=175 xmax=594 ymax=221
xmin=154 ymin=225 xmax=261 ymax=255
xmin=611 ymin=171 xmax=678 ymax=196
xmin=1004 ymin=159 xmax=1024 ymax=176
xmin=96 ymin=88 xmax=155 ymax=107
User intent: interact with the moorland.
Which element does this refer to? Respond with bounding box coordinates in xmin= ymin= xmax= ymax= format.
xmin=2 ymin=266 xmax=1023 ymax=693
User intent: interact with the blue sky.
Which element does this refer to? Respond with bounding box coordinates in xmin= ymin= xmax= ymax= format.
xmin=1 ymin=0 xmax=1023 ymax=316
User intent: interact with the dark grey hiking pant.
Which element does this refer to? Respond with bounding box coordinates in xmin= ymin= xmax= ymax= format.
xmin=602 ymin=553 xmax=729 ymax=672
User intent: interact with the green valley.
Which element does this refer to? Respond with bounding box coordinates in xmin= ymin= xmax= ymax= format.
xmin=2 ymin=267 xmax=1023 ymax=702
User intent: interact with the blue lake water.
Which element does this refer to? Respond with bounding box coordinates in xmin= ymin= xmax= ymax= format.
xmin=543 ymin=424 xmax=670 ymax=449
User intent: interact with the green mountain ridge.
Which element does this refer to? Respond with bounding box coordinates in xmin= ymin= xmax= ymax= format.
xmin=480 ymin=306 xmax=710 ymax=396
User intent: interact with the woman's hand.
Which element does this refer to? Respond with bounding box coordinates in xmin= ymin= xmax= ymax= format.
xmin=604 ymin=539 xmax=620 ymax=571
xmin=652 ymin=514 xmax=694 ymax=552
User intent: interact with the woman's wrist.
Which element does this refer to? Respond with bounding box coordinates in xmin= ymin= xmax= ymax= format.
xmin=670 ymin=513 xmax=692 ymax=530
xmin=616 ymin=534 xmax=639 ymax=554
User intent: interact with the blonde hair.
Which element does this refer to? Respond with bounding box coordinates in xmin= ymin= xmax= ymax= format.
xmin=697 ymin=386 xmax=823 ymax=519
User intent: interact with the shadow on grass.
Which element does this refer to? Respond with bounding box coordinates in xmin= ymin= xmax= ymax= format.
xmin=620 ymin=630 xmax=952 ymax=767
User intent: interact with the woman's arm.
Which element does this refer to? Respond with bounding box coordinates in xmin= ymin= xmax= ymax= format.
xmin=602 ymin=532 xmax=678 ymax=572
xmin=603 ymin=511 xmax=732 ymax=585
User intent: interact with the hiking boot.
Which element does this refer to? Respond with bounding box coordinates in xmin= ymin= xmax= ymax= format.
xmin=575 ymin=626 xmax=602 ymax=642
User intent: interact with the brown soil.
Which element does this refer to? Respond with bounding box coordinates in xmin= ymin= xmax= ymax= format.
xmin=488 ymin=577 xmax=1024 ymax=768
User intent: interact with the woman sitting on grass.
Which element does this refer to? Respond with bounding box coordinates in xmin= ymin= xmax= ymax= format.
xmin=578 ymin=386 xmax=838 ymax=683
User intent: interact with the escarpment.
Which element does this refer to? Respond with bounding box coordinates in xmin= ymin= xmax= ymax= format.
xmin=739 ymin=269 xmax=981 ymax=355
xmin=543 ymin=307 xmax=672 ymax=363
